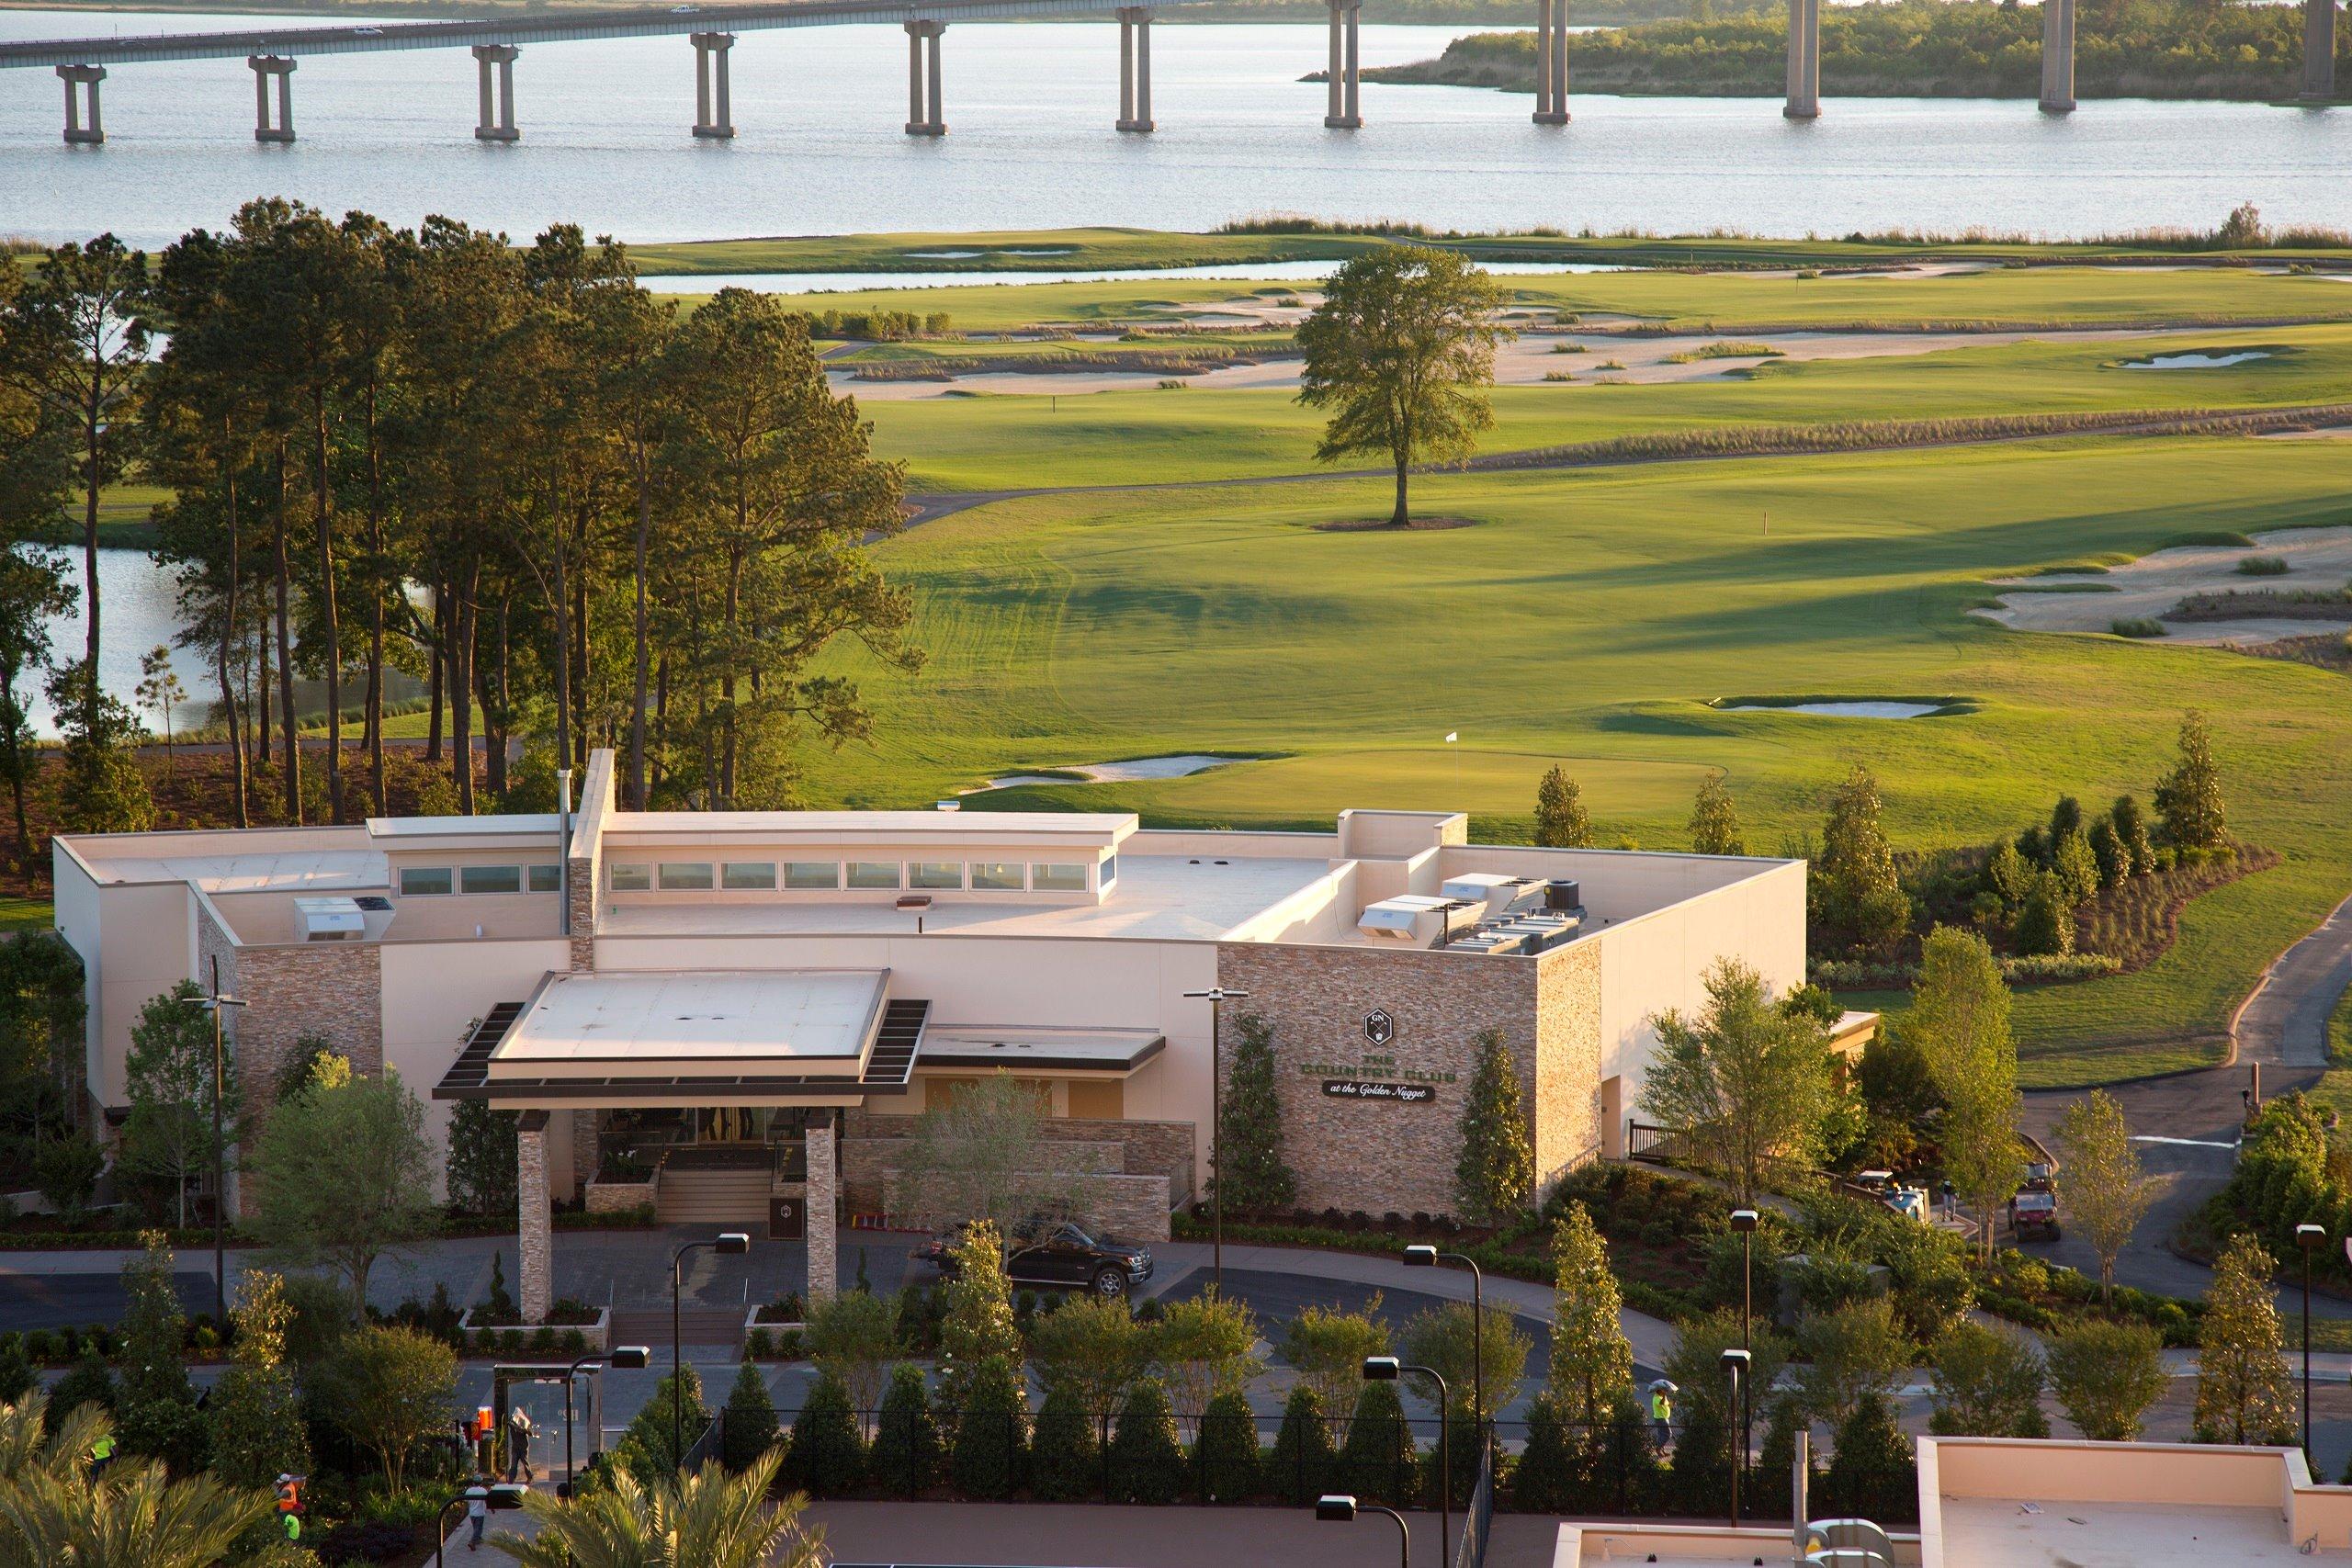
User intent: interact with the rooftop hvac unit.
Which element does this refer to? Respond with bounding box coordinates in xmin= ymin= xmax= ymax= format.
xmin=1441 ymin=873 xmax=1541 ymax=920
xmin=1357 ymin=895 xmax=1456 ymax=944
xmin=1544 ymin=878 xmax=1583 ymax=913
xmin=293 ymin=896 xmax=367 ymax=943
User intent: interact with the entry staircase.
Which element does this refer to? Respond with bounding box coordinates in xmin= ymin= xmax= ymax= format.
xmin=653 ymin=1146 xmax=779 ymax=1224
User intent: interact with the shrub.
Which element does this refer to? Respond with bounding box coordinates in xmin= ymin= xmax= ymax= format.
xmin=870 ymin=1363 xmax=941 ymax=1495
xmin=1339 ymin=1381 xmax=1414 ymax=1505
xmin=1030 ymin=1388 xmax=1102 ymax=1502
xmin=1108 ymin=1379 xmax=1186 ymax=1504
xmin=0 ymin=1337 xmax=27 ymax=1404
xmin=721 ymin=1361 xmax=782 ymax=1472
xmin=744 ymin=1327 xmax=775 ymax=1360
xmin=1192 ymin=1390 xmax=1261 ymax=1502
xmin=1927 ymin=1324 xmax=2048 ymax=1438
xmin=785 ymin=1369 xmax=865 ymax=1495
xmin=1510 ymin=1390 xmax=1580 ymax=1513
xmin=1267 ymin=1384 xmax=1337 ymax=1506
xmin=2046 ymin=1320 xmax=2166 ymax=1440
xmin=949 ymin=1356 xmax=1027 ymax=1501
xmin=1822 ymin=1391 xmax=1917 ymax=1524
xmin=46 ymin=1348 xmax=117 ymax=1433
xmin=2237 ymin=555 xmax=2290 ymax=576
xmin=2110 ymin=617 xmax=2165 ymax=638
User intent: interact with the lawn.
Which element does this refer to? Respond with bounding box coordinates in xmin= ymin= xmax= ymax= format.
xmin=796 ymin=431 xmax=2352 ymax=1085
xmin=858 ymin=322 xmax=2352 ymax=491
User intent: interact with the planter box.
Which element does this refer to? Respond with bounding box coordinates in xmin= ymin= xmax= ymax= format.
xmin=744 ymin=1306 xmax=807 ymax=1336
xmin=584 ymin=1177 xmax=657 ymax=1214
xmin=458 ymin=1304 xmax=610 ymax=1358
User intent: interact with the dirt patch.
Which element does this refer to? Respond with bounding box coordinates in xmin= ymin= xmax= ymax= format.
xmin=1312 ymin=515 xmax=1480 ymax=533
xmin=1976 ymin=524 xmax=2352 ymax=647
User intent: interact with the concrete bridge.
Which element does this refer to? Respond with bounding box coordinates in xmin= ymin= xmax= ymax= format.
xmin=2 ymin=0 xmax=2340 ymax=145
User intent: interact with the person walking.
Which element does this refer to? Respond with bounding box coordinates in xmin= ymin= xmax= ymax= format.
xmin=507 ymin=1408 xmax=535 ymax=1484
xmin=1647 ymin=1381 xmax=1675 ymax=1453
xmin=466 ymin=1473 xmax=489 ymax=1551
xmin=88 ymin=1431 xmax=116 ymax=1478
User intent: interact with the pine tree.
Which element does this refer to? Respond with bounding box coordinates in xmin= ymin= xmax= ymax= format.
xmin=2011 ymin=871 xmax=2075 ymax=957
xmin=1268 ymin=1384 xmax=1337 ymax=1505
xmin=786 ymin=1368 xmax=865 ymax=1495
xmin=1908 ymin=927 xmax=2021 ymax=1265
xmin=1819 ymin=763 xmax=1906 ymax=954
xmin=950 ymin=1355 xmax=1027 ymax=1500
xmin=2109 ymin=795 xmax=2154 ymax=874
xmin=1752 ymin=1393 xmax=1809 ymax=1521
xmin=2194 ymin=1233 xmax=2296 ymax=1445
xmin=1217 ymin=1012 xmax=1295 ymax=1213
xmin=1029 ymin=1388 xmax=1102 ymax=1502
xmin=1192 ymin=1389 xmax=1262 ymax=1502
xmin=2153 ymin=711 xmax=2226 ymax=851
xmin=1548 ymin=1202 xmax=1635 ymax=1427
xmin=1823 ymin=1391 xmax=1916 ymax=1524
xmin=939 ymin=1220 xmax=1020 ymax=1408
xmin=1340 ymin=1381 xmax=1414 ymax=1504
xmin=208 ymin=1270 xmax=310 ymax=1489
xmin=870 ymin=1363 xmax=941 ymax=1495
xmin=0 ymin=1336 xmax=28 ymax=1405
xmin=1108 ymin=1378 xmax=1185 ymax=1504
xmin=1453 ymin=1029 xmax=1534 ymax=1224
xmin=1668 ymin=1393 xmax=1729 ymax=1517
xmin=1689 ymin=775 xmax=1746 ymax=856
xmin=115 ymin=1230 xmax=206 ymax=1474
xmin=720 ymin=1361 xmax=782 ymax=1472
xmin=1983 ymin=839 xmax=2032 ymax=908
xmin=1510 ymin=1391 xmax=1578 ymax=1513
xmin=446 ymin=1099 xmax=519 ymax=1217
xmin=1534 ymin=766 xmax=1593 ymax=848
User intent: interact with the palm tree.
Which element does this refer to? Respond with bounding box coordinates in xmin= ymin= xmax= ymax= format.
xmin=500 ymin=1448 xmax=821 ymax=1568
xmin=0 ymin=1394 xmax=272 ymax=1568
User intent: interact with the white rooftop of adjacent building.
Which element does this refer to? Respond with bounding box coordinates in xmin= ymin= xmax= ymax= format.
xmin=1937 ymin=1495 xmax=2327 ymax=1566
xmin=78 ymin=847 xmax=387 ymax=894
xmin=366 ymin=813 xmax=563 ymax=840
xmin=496 ymin=969 xmax=888 ymax=1063
xmin=598 ymin=853 xmax=1338 ymax=942
xmin=600 ymin=808 xmax=1134 ymax=843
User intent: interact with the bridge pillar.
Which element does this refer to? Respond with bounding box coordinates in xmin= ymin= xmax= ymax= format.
xmin=55 ymin=63 xmax=105 ymax=146
xmin=249 ymin=55 xmax=296 ymax=143
xmin=1532 ymin=0 xmax=1570 ymax=122
xmin=904 ymin=19 xmax=946 ymax=136
xmin=1323 ymin=0 xmax=1361 ymax=128
xmin=691 ymin=31 xmax=735 ymax=138
xmin=471 ymin=43 xmax=519 ymax=141
xmin=2039 ymin=0 xmax=2075 ymax=112
xmin=1782 ymin=0 xmax=1819 ymax=118
xmin=1116 ymin=7 xmax=1155 ymax=131
xmin=2303 ymin=0 xmax=2337 ymax=100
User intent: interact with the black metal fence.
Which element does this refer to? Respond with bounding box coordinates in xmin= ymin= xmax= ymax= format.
xmin=1453 ymin=1445 xmax=1493 ymax=1568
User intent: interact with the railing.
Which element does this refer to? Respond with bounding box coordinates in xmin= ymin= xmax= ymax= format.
xmin=1453 ymin=1443 xmax=1494 ymax=1568
xmin=1626 ymin=1121 xmax=1683 ymax=1165
xmin=679 ymin=1414 xmax=724 ymax=1473
xmin=598 ymin=1135 xmax=807 ymax=1185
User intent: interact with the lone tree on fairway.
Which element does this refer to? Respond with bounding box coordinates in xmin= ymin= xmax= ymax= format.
xmin=2154 ymin=710 xmax=2227 ymax=851
xmin=2194 ymin=1233 xmax=2295 ymax=1446
xmin=1534 ymin=766 xmax=1592 ymax=848
xmin=1907 ymin=927 xmax=2021 ymax=1264
xmin=1454 ymin=1028 xmax=1534 ymax=1224
xmin=1295 ymin=246 xmax=1507 ymax=528
xmin=2053 ymin=1089 xmax=2156 ymax=1303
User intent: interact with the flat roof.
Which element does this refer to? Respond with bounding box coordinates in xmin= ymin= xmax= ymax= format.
xmin=367 ymin=813 xmax=562 ymax=840
xmin=919 ymin=1026 xmax=1166 ymax=1074
xmin=92 ymin=849 xmax=387 ymax=894
xmin=495 ymin=969 xmax=888 ymax=1065
xmin=1939 ymin=1496 xmax=2314 ymax=1565
xmin=602 ymin=808 xmax=1133 ymax=840
xmin=597 ymin=854 xmax=1337 ymax=942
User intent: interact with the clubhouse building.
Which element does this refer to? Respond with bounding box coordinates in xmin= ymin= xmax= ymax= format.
xmin=54 ymin=748 xmax=1803 ymax=1318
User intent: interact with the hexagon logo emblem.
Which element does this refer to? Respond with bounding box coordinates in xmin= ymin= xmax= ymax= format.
xmin=1363 ymin=1009 xmax=1396 ymax=1047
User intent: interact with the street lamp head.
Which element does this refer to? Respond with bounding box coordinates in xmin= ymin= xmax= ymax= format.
xmin=484 ymin=1483 xmax=527 ymax=1511
xmin=1720 ymin=1348 xmax=1752 ymax=1372
xmin=1182 ymin=987 xmax=1252 ymax=1002
xmin=714 ymin=1232 xmax=751 ymax=1256
xmin=1362 ymin=1356 xmax=1401 ymax=1382
xmin=2297 ymin=1224 xmax=2327 ymax=1248
xmin=1402 ymin=1245 xmax=1437 ymax=1268
xmin=609 ymin=1345 xmax=651 ymax=1369
xmin=1315 ymin=1494 xmax=1361 ymax=1523
xmin=1728 ymin=1208 xmax=1759 ymax=1234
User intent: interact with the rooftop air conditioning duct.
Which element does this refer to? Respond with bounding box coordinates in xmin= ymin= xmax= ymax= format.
xmin=1358 ymin=895 xmax=1454 ymax=944
xmin=293 ymin=896 xmax=366 ymax=943
xmin=1442 ymin=873 xmax=1541 ymax=920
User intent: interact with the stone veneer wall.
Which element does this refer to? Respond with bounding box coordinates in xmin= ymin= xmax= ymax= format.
xmin=1213 ymin=940 xmax=1597 ymax=1217
xmin=840 ymin=1111 xmax=1191 ymax=1243
xmin=222 ymin=936 xmax=385 ymax=1215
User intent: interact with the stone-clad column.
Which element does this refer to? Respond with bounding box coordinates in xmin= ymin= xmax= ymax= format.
xmin=2039 ymin=0 xmax=2075 ymax=112
xmin=517 ymin=1111 xmax=552 ymax=1325
xmin=1783 ymin=0 xmax=1819 ymax=118
xmin=691 ymin=32 xmax=735 ymax=138
xmin=56 ymin=64 xmax=105 ymax=146
xmin=805 ymin=1111 xmax=837 ymax=1304
xmin=2303 ymin=0 xmax=2337 ymax=101
xmin=249 ymin=55 xmax=295 ymax=143
xmin=471 ymin=44 xmax=520 ymax=141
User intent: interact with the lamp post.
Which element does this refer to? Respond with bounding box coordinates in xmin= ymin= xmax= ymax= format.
xmin=1721 ymin=1347 xmax=1751 ymax=1529
xmin=672 ymin=1233 xmax=750 ymax=1466
xmin=1366 ymin=1355 xmax=1449 ymax=1561
xmin=181 ymin=957 xmax=245 ymax=1327
xmin=1404 ymin=1245 xmax=1487 ymax=1461
xmin=435 ymin=1482 xmax=525 ymax=1565
xmin=1182 ymin=985 xmax=1250 ymax=1295
xmin=1315 ymin=1494 xmax=1410 ymax=1568
xmin=560 ymin=1345 xmax=650 ymax=1496
xmin=1728 ymin=1207 xmax=1758 ymax=1509
xmin=2298 ymin=1223 xmax=2325 ymax=1467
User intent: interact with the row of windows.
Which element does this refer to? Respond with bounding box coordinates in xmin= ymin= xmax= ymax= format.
xmin=398 ymin=863 xmax=563 ymax=897
xmin=607 ymin=856 xmax=1115 ymax=895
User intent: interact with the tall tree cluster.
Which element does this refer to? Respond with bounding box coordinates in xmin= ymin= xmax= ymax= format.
xmin=4 ymin=202 xmax=918 ymax=831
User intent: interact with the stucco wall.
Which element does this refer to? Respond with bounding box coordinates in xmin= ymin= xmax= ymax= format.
xmin=1590 ymin=858 xmax=1808 ymax=1089
xmin=53 ymin=865 xmax=195 ymax=1115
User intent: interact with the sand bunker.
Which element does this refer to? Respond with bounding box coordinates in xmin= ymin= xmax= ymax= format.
xmin=1977 ymin=526 xmax=2352 ymax=648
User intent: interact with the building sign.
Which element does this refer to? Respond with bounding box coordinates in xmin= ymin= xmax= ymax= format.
xmin=769 ymin=1196 xmax=804 ymax=1241
xmin=1363 ymin=1009 xmax=1396 ymax=1046
xmin=1322 ymin=1078 xmax=1437 ymax=1105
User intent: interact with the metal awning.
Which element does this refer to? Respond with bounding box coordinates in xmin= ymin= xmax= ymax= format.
xmin=914 ymin=1026 xmax=1164 ymax=1076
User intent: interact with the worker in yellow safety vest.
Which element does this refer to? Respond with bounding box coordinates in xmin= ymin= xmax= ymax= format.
xmin=1648 ymin=1383 xmax=1674 ymax=1450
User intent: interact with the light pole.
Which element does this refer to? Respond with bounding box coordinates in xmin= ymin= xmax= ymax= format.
xmin=560 ymin=1345 xmax=650 ymax=1496
xmin=1315 ymin=1494 xmax=1409 ymax=1568
xmin=1722 ymin=1347 xmax=1750 ymax=1529
xmin=1317 ymin=1495 xmax=1401 ymax=1561
xmin=1366 ymin=1355 xmax=1449 ymax=1560
xmin=672 ymin=1233 xmax=750 ymax=1466
xmin=1729 ymin=1206 xmax=1758 ymax=1508
xmin=1182 ymin=985 xmax=1250 ymax=1295
xmin=1404 ymin=1245 xmax=1487 ymax=1461
xmin=181 ymin=958 xmax=245 ymax=1327
xmin=2299 ymin=1222 xmax=2324 ymax=1467
xmin=435 ymin=1482 xmax=524 ymax=1565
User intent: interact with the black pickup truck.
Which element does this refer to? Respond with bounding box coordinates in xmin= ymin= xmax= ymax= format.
xmin=910 ymin=1217 xmax=1152 ymax=1299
